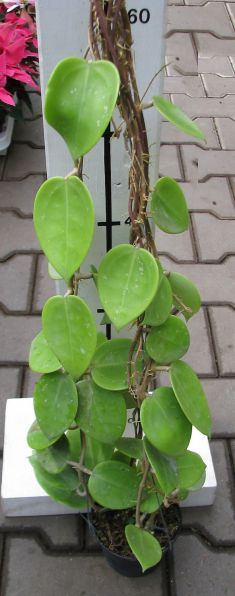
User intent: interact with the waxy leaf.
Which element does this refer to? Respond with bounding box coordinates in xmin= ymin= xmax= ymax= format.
xmin=153 ymin=96 xmax=205 ymax=140
xmin=151 ymin=177 xmax=189 ymax=234
xmin=34 ymin=176 xmax=95 ymax=283
xmin=176 ymin=451 xmax=206 ymax=490
xmin=115 ymin=438 xmax=144 ymax=460
xmin=42 ymin=296 xmax=97 ymax=379
xmin=146 ymin=315 xmax=190 ymax=364
xmin=144 ymin=438 xmax=178 ymax=495
xmin=76 ymin=380 xmax=126 ymax=444
xmin=98 ymin=244 xmax=159 ymax=330
xmin=32 ymin=435 xmax=69 ymax=474
xmin=27 ymin=420 xmax=61 ymax=451
xmin=140 ymin=476 xmax=164 ymax=513
xmin=48 ymin=262 xmax=63 ymax=280
xmin=144 ymin=276 xmax=172 ymax=326
xmin=34 ymin=371 xmax=78 ymax=440
xmin=67 ymin=428 xmax=113 ymax=470
xmin=91 ymin=338 xmax=135 ymax=390
xmin=168 ymin=272 xmax=201 ymax=320
xmin=125 ymin=525 xmax=162 ymax=572
xmin=96 ymin=332 xmax=108 ymax=349
xmin=29 ymin=331 xmax=61 ymax=374
xmin=141 ymin=388 xmax=192 ymax=456
xmin=170 ymin=360 xmax=212 ymax=436
xmin=88 ymin=461 xmax=140 ymax=509
xmin=45 ymin=57 xmax=120 ymax=159
xmin=30 ymin=458 xmax=87 ymax=508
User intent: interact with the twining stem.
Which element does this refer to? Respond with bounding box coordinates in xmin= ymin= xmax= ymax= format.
xmin=67 ymin=460 xmax=92 ymax=477
xmin=135 ymin=459 xmax=150 ymax=528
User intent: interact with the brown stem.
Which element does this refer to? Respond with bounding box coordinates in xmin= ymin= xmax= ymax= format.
xmin=135 ymin=459 xmax=150 ymax=528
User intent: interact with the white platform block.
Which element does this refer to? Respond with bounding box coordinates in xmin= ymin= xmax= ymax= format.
xmin=1 ymin=398 xmax=216 ymax=517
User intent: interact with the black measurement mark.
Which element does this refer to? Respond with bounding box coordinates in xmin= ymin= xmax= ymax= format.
xmin=103 ymin=125 xmax=113 ymax=252
xmin=97 ymin=221 xmax=120 ymax=227
xmin=128 ymin=8 xmax=150 ymax=24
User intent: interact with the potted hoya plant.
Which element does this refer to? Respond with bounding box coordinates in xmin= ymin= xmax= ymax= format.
xmin=0 ymin=1 xmax=38 ymax=153
xmin=27 ymin=0 xmax=212 ymax=576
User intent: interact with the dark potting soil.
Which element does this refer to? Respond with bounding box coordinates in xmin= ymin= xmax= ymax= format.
xmin=92 ymin=505 xmax=181 ymax=557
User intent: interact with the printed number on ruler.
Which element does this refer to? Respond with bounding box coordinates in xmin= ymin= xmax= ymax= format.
xmin=128 ymin=8 xmax=150 ymax=24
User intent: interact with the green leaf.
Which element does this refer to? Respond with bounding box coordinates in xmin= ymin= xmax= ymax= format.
xmin=140 ymin=476 xmax=164 ymax=513
xmin=170 ymin=360 xmax=212 ymax=436
xmin=29 ymin=331 xmax=61 ymax=374
xmin=125 ymin=525 xmax=162 ymax=572
xmin=146 ymin=315 xmax=190 ymax=364
xmin=76 ymin=379 xmax=126 ymax=444
xmin=30 ymin=457 xmax=87 ymax=508
xmin=67 ymin=428 xmax=113 ymax=470
xmin=34 ymin=176 xmax=95 ymax=283
xmin=189 ymin=470 xmax=206 ymax=492
xmin=34 ymin=371 xmax=78 ymax=440
xmin=91 ymin=338 xmax=136 ymax=391
xmin=48 ymin=262 xmax=63 ymax=280
xmin=100 ymin=312 xmax=112 ymax=325
xmin=144 ymin=438 xmax=178 ymax=495
xmin=168 ymin=272 xmax=201 ymax=320
xmin=27 ymin=420 xmax=61 ymax=451
xmin=97 ymin=244 xmax=159 ymax=330
xmin=144 ymin=276 xmax=172 ymax=326
xmin=88 ymin=461 xmax=140 ymax=509
xmin=45 ymin=57 xmax=120 ymax=159
xmin=115 ymin=438 xmax=144 ymax=460
xmin=123 ymin=390 xmax=136 ymax=409
xmin=32 ymin=435 xmax=69 ymax=474
xmin=176 ymin=451 xmax=206 ymax=490
xmin=42 ymin=295 xmax=97 ymax=379
xmin=151 ymin=177 xmax=189 ymax=234
xmin=153 ymin=96 xmax=205 ymax=140
xmin=96 ymin=332 xmax=107 ymax=349
xmin=141 ymin=388 xmax=192 ymax=456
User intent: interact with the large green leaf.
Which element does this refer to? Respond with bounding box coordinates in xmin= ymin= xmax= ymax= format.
xmin=27 ymin=420 xmax=61 ymax=451
xmin=34 ymin=176 xmax=95 ymax=283
xmin=170 ymin=360 xmax=212 ymax=436
xmin=88 ymin=461 xmax=140 ymax=509
xmin=29 ymin=331 xmax=61 ymax=374
xmin=140 ymin=388 xmax=192 ymax=456
xmin=153 ymin=96 xmax=205 ymax=140
xmin=66 ymin=428 xmax=113 ymax=470
xmin=91 ymin=338 xmax=137 ymax=390
xmin=115 ymin=438 xmax=144 ymax=460
xmin=144 ymin=438 xmax=178 ymax=495
xmin=140 ymin=476 xmax=164 ymax=513
xmin=45 ymin=57 xmax=120 ymax=159
xmin=168 ymin=272 xmax=201 ymax=320
xmin=97 ymin=244 xmax=159 ymax=330
xmin=146 ymin=315 xmax=190 ymax=364
xmin=144 ymin=276 xmax=172 ymax=326
xmin=76 ymin=379 xmax=126 ymax=444
xmin=30 ymin=457 xmax=87 ymax=508
xmin=34 ymin=371 xmax=78 ymax=440
xmin=151 ymin=177 xmax=189 ymax=234
xmin=42 ymin=296 xmax=97 ymax=379
xmin=125 ymin=525 xmax=162 ymax=572
xmin=31 ymin=435 xmax=69 ymax=474
xmin=176 ymin=451 xmax=206 ymax=490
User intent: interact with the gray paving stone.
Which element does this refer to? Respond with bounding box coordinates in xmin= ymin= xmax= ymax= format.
xmin=182 ymin=441 xmax=235 ymax=541
xmin=180 ymin=146 xmax=199 ymax=182
xmin=183 ymin=308 xmax=215 ymax=375
xmin=157 ymin=225 xmax=195 ymax=261
xmin=164 ymin=75 xmax=205 ymax=97
xmin=171 ymin=94 xmax=235 ymax=118
xmin=181 ymin=178 xmax=235 ymax=216
xmin=13 ymin=116 xmax=44 ymax=147
xmin=198 ymin=56 xmax=234 ymax=76
xmin=166 ymin=33 xmax=198 ymax=75
xmin=0 ymin=255 xmax=33 ymax=311
xmin=209 ymin=307 xmax=235 ymax=375
xmin=32 ymin=255 xmax=55 ymax=312
xmin=203 ymin=74 xmax=235 ymax=97
xmin=0 ymin=368 xmax=20 ymax=448
xmin=174 ymin=535 xmax=235 ymax=596
xmin=195 ymin=32 xmax=235 ymax=59
xmin=4 ymin=144 xmax=46 ymax=179
xmin=0 ymin=176 xmax=44 ymax=215
xmin=0 ymin=213 xmax=39 ymax=258
xmin=230 ymin=440 xmax=235 ymax=468
xmin=0 ymin=314 xmax=40 ymax=363
xmin=215 ymin=118 xmax=235 ymax=149
xmin=161 ymin=118 xmax=220 ymax=148
xmin=167 ymin=4 xmax=235 ymax=36
xmin=192 ymin=213 xmax=235 ymax=260
xmin=199 ymin=149 xmax=235 ymax=178
xmin=2 ymin=537 xmax=165 ymax=596
xmin=227 ymin=3 xmax=235 ymax=28
xmin=159 ymin=145 xmax=182 ymax=179
xmin=202 ymin=379 xmax=235 ymax=436
xmin=186 ymin=0 xmax=235 ymax=4
xmin=22 ymin=92 xmax=42 ymax=118
xmin=161 ymin=256 xmax=235 ymax=305
xmin=22 ymin=368 xmax=40 ymax=398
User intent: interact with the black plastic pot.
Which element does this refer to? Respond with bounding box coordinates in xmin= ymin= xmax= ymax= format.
xmin=100 ymin=541 xmax=166 ymax=577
